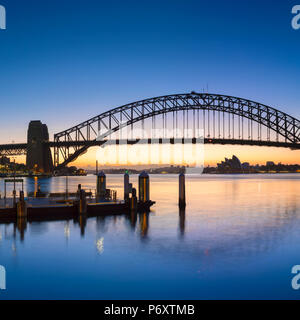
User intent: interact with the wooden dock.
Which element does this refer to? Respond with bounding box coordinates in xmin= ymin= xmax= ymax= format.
xmin=0 ymin=197 xmax=155 ymax=223
xmin=0 ymin=171 xmax=155 ymax=224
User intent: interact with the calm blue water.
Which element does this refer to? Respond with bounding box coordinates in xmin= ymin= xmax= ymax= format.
xmin=0 ymin=174 xmax=300 ymax=300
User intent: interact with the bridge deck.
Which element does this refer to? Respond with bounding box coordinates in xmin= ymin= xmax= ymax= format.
xmin=1 ymin=138 xmax=300 ymax=154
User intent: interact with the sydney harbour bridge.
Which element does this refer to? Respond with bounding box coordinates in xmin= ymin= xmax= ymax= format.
xmin=0 ymin=92 xmax=300 ymax=173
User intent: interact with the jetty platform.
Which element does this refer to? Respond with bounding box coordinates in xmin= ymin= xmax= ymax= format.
xmin=0 ymin=196 xmax=155 ymax=223
xmin=0 ymin=170 xmax=155 ymax=224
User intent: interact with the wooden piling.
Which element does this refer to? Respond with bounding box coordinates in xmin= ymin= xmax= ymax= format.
xmin=78 ymin=189 xmax=87 ymax=215
xmin=130 ymin=188 xmax=137 ymax=212
xmin=179 ymin=173 xmax=186 ymax=208
xmin=124 ymin=172 xmax=130 ymax=203
xmin=138 ymin=171 xmax=149 ymax=203
xmin=97 ymin=171 xmax=106 ymax=200
xmin=17 ymin=191 xmax=27 ymax=218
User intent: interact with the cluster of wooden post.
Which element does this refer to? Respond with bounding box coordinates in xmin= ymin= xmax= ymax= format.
xmin=125 ymin=171 xmax=185 ymax=210
xmin=96 ymin=171 xmax=118 ymax=201
xmin=13 ymin=171 xmax=185 ymax=221
xmin=124 ymin=171 xmax=150 ymax=212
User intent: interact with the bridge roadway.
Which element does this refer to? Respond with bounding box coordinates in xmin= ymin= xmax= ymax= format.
xmin=0 ymin=138 xmax=300 ymax=157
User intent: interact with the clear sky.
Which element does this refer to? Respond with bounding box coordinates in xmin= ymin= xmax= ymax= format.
xmin=0 ymin=0 xmax=300 ymax=166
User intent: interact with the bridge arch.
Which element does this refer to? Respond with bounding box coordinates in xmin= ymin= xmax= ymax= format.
xmin=54 ymin=92 xmax=300 ymax=168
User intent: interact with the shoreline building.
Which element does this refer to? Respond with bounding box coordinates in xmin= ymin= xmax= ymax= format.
xmin=217 ymin=155 xmax=244 ymax=173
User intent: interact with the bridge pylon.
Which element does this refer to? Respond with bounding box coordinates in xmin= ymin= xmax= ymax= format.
xmin=26 ymin=121 xmax=53 ymax=173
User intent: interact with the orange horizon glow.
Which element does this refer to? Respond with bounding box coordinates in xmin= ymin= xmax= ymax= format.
xmin=72 ymin=145 xmax=300 ymax=168
xmin=12 ymin=145 xmax=300 ymax=169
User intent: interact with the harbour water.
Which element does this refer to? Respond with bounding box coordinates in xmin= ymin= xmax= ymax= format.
xmin=1 ymin=174 xmax=300 ymax=299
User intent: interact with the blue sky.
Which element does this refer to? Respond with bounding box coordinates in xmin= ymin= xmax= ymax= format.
xmin=0 ymin=0 xmax=299 ymax=144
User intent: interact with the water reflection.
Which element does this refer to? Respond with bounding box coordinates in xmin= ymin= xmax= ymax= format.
xmin=78 ymin=215 xmax=87 ymax=237
xmin=139 ymin=212 xmax=149 ymax=239
xmin=26 ymin=177 xmax=51 ymax=196
xmin=14 ymin=218 xmax=27 ymax=241
xmin=95 ymin=237 xmax=104 ymax=254
xmin=2 ymin=174 xmax=300 ymax=300
xmin=129 ymin=211 xmax=137 ymax=229
xmin=64 ymin=221 xmax=70 ymax=240
xmin=179 ymin=207 xmax=186 ymax=237
xmin=2 ymin=188 xmax=300 ymax=259
xmin=96 ymin=215 xmax=108 ymax=233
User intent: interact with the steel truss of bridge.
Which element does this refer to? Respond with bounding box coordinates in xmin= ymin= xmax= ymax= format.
xmin=1 ymin=92 xmax=300 ymax=167
xmin=53 ymin=92 xmax=300 ymax=168
xmin=0 ymin=143 xmax=27 ymax=156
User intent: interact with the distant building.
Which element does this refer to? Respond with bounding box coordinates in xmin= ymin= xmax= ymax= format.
xmin=242 ymin=162 xmax=250 ymax=170
xmin=266 ymin=161 xmax=275 ymax=167
xmin=217 ymin=155 xmax=243 ymax=173
xmin=0 ymin=156 xmax=10 ymax=165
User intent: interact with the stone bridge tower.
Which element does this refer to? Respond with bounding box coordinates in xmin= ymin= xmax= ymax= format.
xmin=26 ymin=121 xmax=53 ymax=173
